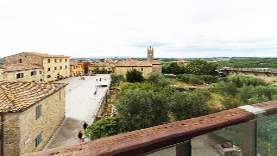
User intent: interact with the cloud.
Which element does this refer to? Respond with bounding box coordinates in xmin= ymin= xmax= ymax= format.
xmin=1 ymin=0 xmax=277 ymax=58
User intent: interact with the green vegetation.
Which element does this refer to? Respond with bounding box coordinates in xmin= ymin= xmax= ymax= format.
xmin=93 ymin=68 xmax=108 ymax=74
xmin=216 ymin=58 xmax=277 ymax=68
xmin=162 ymin=59 xmax=217 ymax=76
xmin=209 ymin=75 xmax=277 ymax=109
xmin=170 ymin=90 xmax=211 ymax=120
xmin=117 ymin=89 xmax=169 ymax=131
xmin=148 ymin=72 xmax=170 ymax=88
xmin=85 ymin=117 xmax=123 ymax=140
xmin=126 ymin=69 xmax=144 ymax=82
xmin=110 ymin=73 xmax=124 ymax=86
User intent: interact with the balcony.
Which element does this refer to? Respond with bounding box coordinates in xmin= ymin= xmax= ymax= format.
xmin=24 ymin=100 xmax=277 ymax=156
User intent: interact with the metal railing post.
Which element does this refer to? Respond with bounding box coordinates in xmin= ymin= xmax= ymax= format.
xmin=176 ymin=140 xmax=191 ymax=156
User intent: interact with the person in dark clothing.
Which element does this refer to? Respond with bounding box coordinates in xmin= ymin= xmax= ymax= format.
xmin=77 ymin=130 xmax=83 ymax=143
xmin=83 ymin=122 xmax=88 ymax=131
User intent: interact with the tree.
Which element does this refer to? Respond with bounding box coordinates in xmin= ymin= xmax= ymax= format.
xmin=126 ymin=69 xmax=144 ymax=82
xmin=85 ymin=117 xmax=123 ymax=140
xmin=169 ymin=62 xmax=181 ymax=75
xmin=170 ymin=90 xmax=211 ymax=121
xmin=148 ymin=73 xmax=170 ymax=88
xmin=110 ymin=73 xmax=124 ymax=86
xmin=116 ymin=89 xmax=169 ymax=131
xmin=185 ymin=59 xmax=217 ymax=75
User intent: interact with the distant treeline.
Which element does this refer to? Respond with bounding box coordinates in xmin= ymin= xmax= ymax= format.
xmin=216 ymin=58 xmax=277 ymax=68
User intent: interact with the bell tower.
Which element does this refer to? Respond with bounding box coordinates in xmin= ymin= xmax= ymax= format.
xmin=147 ymin=46 xmax=154 ymax=61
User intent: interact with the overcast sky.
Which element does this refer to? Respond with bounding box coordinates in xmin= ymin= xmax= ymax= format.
xmin=1 ymin=0 xmax=277 ymax=58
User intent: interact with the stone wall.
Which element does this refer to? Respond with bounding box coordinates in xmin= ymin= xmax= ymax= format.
xmin=152 ymin=64 xmax=162 ymax=73
xmin=2 ymin=87 xmax=66 ymax=156
xmin=0 ymin=68 xmax=4 ymax=81
xmin=43 ymin=58 xmax=70 ymax=82
xmin=5 ymin=53 xmax=43 ymax=67
xmin=4 ymin=69 xmax=44 ymax=82
xmin=114 ymin=66 xmax=153 ymax=79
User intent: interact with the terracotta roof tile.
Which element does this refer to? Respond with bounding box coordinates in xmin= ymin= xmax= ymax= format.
xmin=116 ymin=59 xmax=152 ymax=67
xmin=0 ymin=82 xmax=67 ymax=113
xmin=24 ymin=52 xmax=70 ymax=58
xmin=5 ymin=64 xmax=43 ymax=72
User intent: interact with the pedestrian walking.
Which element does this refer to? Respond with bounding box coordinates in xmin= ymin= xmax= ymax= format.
xmin=83 ymin=122 xmax=88 ymax=131
xmin=77 ymin=130 xmax=83 ymax=143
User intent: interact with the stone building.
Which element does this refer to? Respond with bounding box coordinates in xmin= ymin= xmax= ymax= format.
xmin=4 ymin=52 xmax=70 ymax=82
xmin=87 ymin=46 xmax=161 ymax=78
xmin=88 ymin=62 xmax=114 ymax=74
xmin=114 ymin=46 xmax=161 ymax=78
xmin=0 ymin=81 xmax=67 ymax=156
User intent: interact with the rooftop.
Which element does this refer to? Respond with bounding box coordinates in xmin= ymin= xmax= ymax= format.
xmin=5 ymin=64 xmax=43 ymax=72
xmin=0 ymin=82 xmax=67 ymax=113
xmin=23 ymin=52 xmax=70 ymax=58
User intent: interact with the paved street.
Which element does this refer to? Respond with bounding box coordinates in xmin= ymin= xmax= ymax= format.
xmin=44 ymin=74 xmax=110 ymax=149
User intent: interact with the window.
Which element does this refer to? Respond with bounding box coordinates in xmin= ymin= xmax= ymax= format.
xmin=65 ymin=59 xmax=67 ymax=62
xmin=48 ymin=59 xmax=50 ymax=63
xmin=35 ymin=134 xmax=42 ymax=147
xmin=35 ymin=104 xmax=42 ymax=119
xmin=47 ymin=75 xmax=51 ymax=78
xmin=19 ymin=59 xmax=22 ymax=63
xmin=59 ymin=59 xmax=62 ymax=62
xmin=60 ymin=66 xmax=62 ymax=69
xmin=16 ymin=73 xmax=24 ymax=79
xmin=65 ymin=65 xmax=67 ymax=69
xmin=141 ymin=68 xmax=143 ymax=71
xmin=54 ymin=67 xmax=57 ymax=70
xmin=55 ymin=59 xmax=57 ymax=63
xmin=48 ymin=68 xmax=50 ymax=71
xmin=39 ymin=71 xmax=42 ymax=74
xmin=31 ymin=71 xmax=37 ymax=76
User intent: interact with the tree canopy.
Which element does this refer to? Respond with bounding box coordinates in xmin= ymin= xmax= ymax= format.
xmin=126 ymin=69 xmax=144 ymax=82
xmin=116 ymin=89 xmax=169 ymax=131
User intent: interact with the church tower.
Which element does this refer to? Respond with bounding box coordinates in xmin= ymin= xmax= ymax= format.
xmin=147 ymin=46 xmax=154 ymax=61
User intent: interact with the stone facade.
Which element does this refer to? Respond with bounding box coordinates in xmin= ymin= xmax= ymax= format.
xmin=0 ymin=82 xmax=67 ymax=156
xmin=4 ymin=69 xmax=44 ymax=82
xmin=4 ymin=52 xmax=70 ymax=82
xmin=114 ymin=66 xmax=153 ymax=78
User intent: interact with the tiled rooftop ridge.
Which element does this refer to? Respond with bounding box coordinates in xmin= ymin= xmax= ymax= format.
xmin=0 ymin=82 xmax=67 ymax=112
